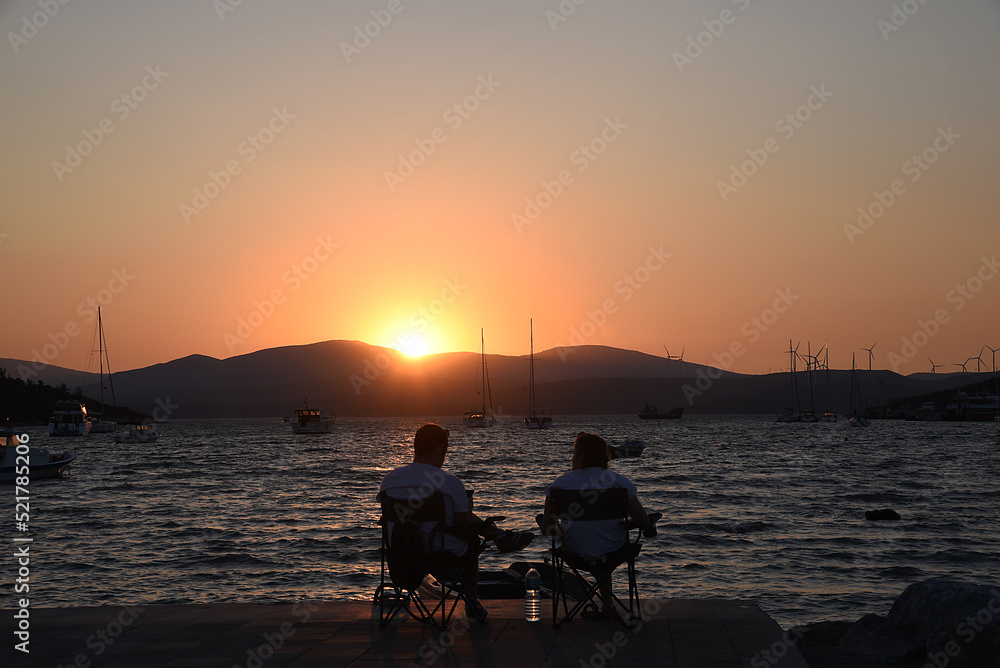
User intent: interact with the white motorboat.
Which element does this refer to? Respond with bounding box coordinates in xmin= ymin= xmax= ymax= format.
xmin=1 ymin=425 xmax=76 ymax=482
xmin=291 ymin=400 xmax=336 ymax=434
xmin=114 ymin=424 xmax=160 ymax=443
xmin=609 ymin=440 xmax=646 ymax=459
xmin=48 ymin=400 xmax=92 ymax=437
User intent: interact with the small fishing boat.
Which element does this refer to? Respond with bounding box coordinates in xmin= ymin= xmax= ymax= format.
xmin=1 ymin=424 xmax=76 ymax=482
xmin=291 ymin=399 xmax=336 ymax=434
xmin=638 ymin=404 xmax=683 ymax=420
xmin=113 ymin=424 xmax=160 ymax=444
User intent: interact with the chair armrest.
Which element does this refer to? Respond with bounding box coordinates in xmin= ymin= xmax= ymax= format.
xmin=624 ymin=512 xmax=661 ymax=537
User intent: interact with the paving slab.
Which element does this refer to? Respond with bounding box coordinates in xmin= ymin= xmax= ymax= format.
xmin=10 ymin=599 xmax=809 ymax=667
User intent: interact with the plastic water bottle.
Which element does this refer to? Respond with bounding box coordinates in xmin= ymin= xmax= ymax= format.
xmin=525 ymin=568 xmax=541 ymax=622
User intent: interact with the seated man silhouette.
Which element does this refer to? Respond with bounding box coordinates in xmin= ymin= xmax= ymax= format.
xmin=379 ymin=423 xmax=533 ymax=619
xmin=541 ymin=432 xmax=654 ymax=618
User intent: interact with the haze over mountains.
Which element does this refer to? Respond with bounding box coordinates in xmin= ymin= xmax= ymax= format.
xmin=0 ymin=340 xmax=986 ymax=419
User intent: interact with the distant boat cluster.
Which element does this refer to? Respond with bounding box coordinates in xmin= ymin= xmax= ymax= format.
xmin=776 ymin=340 xmax=999 ymax=425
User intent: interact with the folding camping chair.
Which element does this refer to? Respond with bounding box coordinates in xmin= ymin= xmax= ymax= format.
xmin=542 ymin=487 xmax=659 ymax=628
xmin=373 ymin=491 xmax=490 ymax=630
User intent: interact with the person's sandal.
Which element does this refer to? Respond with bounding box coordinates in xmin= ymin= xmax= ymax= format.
xmin=493 ymin=530 xmax=535 ymax=553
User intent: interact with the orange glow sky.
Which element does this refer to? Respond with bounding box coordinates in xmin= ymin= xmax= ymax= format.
xmin=2 ymin=1 xmax=998 ymax=376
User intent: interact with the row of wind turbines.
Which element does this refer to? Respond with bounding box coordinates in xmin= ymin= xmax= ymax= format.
xmin=861 ymin=342 xmax=1000 ymax=374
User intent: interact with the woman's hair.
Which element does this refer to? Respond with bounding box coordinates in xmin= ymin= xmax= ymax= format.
xmin=574 ymin=432 xmax=609 ymax=469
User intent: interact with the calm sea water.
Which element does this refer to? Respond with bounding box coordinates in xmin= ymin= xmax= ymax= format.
xmin=14 ymin=416 xmax=1000 ymax=629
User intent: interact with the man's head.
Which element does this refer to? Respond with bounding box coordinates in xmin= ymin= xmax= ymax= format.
xmin=571 ymin=432 xmax=609 ymax=470
xmin=413 ymin=423 xmax=449 ymax=466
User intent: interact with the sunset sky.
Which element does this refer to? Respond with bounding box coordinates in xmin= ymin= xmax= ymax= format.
xmin=2 ymin=1 xmax=998 ymax=377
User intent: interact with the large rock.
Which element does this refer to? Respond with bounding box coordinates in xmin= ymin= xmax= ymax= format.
xmin=792 ymin=579 xmax=1000 ymax=668
xmin=887 ymin=579 xmax=1000 ymax=668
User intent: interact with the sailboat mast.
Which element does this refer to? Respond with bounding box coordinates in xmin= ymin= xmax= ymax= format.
xmin=98 ymin=307 xmax=105 ymax=410
xmin=480 ymin=329 xmax=486 ymax=415
xmin=98 ymin=307 xmax=117 ymax=418
xmin=529 ymin=319 xmax=536 ymax=417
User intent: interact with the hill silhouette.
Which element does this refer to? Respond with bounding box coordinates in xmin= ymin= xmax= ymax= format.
xmin=0 ymin=340 xmax=984 ymax=419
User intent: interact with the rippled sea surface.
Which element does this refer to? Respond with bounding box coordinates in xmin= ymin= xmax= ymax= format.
xmin=17 ymin=416 xmax=1000 ymax=629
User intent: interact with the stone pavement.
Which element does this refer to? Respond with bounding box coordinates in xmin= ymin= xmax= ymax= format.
xmin=15 ymin=598 xmax=810 ymax=667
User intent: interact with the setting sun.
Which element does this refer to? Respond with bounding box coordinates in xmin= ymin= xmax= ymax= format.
xmin=396 ymin=335 xmax=430 ymax=358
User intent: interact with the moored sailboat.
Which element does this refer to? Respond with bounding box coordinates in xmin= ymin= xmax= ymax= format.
xmin=463 ymin=329 xmax=496 ymax=428
xmin=848 ymin=354 xmax=870 ymax=427
xmin=524 ymin=319 xmax=552 ymax=429
xmin=88 ymin=307 xmax=119 ymax=433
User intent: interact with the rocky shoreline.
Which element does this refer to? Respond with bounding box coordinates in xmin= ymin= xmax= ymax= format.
xmin=790 ymin=579 xmax=1000 ymax=668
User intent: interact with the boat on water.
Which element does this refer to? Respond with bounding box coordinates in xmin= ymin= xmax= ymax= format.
xmin=463 ymin=329 xmax=496 ymax=428
xmin=1 ymin=424 xmax=76 ymax=482
xmin=88 ymin=307 xmax=119 ymax=434
xmin=848 ymin=354 xmax=870 ymax=428
xmin=114 ymin=424 xmax=160 ymax=444
xmin=638 ymin=404 xmax=683 ymax=420
xmin=48 ymin=400 xmax=92 ymax=437
xmin=609 ymin=439 xmax=646 ymax=459
xmin=291 ymin=399 xmax=336 ymax=434
xmin=524 ymin=320 xmax=552 ymax=429
xmin=776 ymin=340 xmax=804 ymax=423
xmin=939 ymin=391 xmax=1000 ymax=422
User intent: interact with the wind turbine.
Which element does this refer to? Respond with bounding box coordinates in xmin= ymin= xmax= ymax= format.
xmin=862 ymin=342 xmax=877 ymax=371
xmin=663 ymin=345 xmax=685 ymax=378
xmin=970 ymin=347 xmax=985 ymax=373
xmin=954 ymin=359 xmax=970 ymax=373
xmin=987 ymin=345 xmax=999 ymax=374
xmin=927 ymin=357 xmax=945 ymax=373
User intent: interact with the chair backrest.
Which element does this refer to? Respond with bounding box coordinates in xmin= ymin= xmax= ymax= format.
xmin=379 ymin=491 xmax=447 ymax=590
xmin=548 ymin=487 xmax=629 ymax=522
